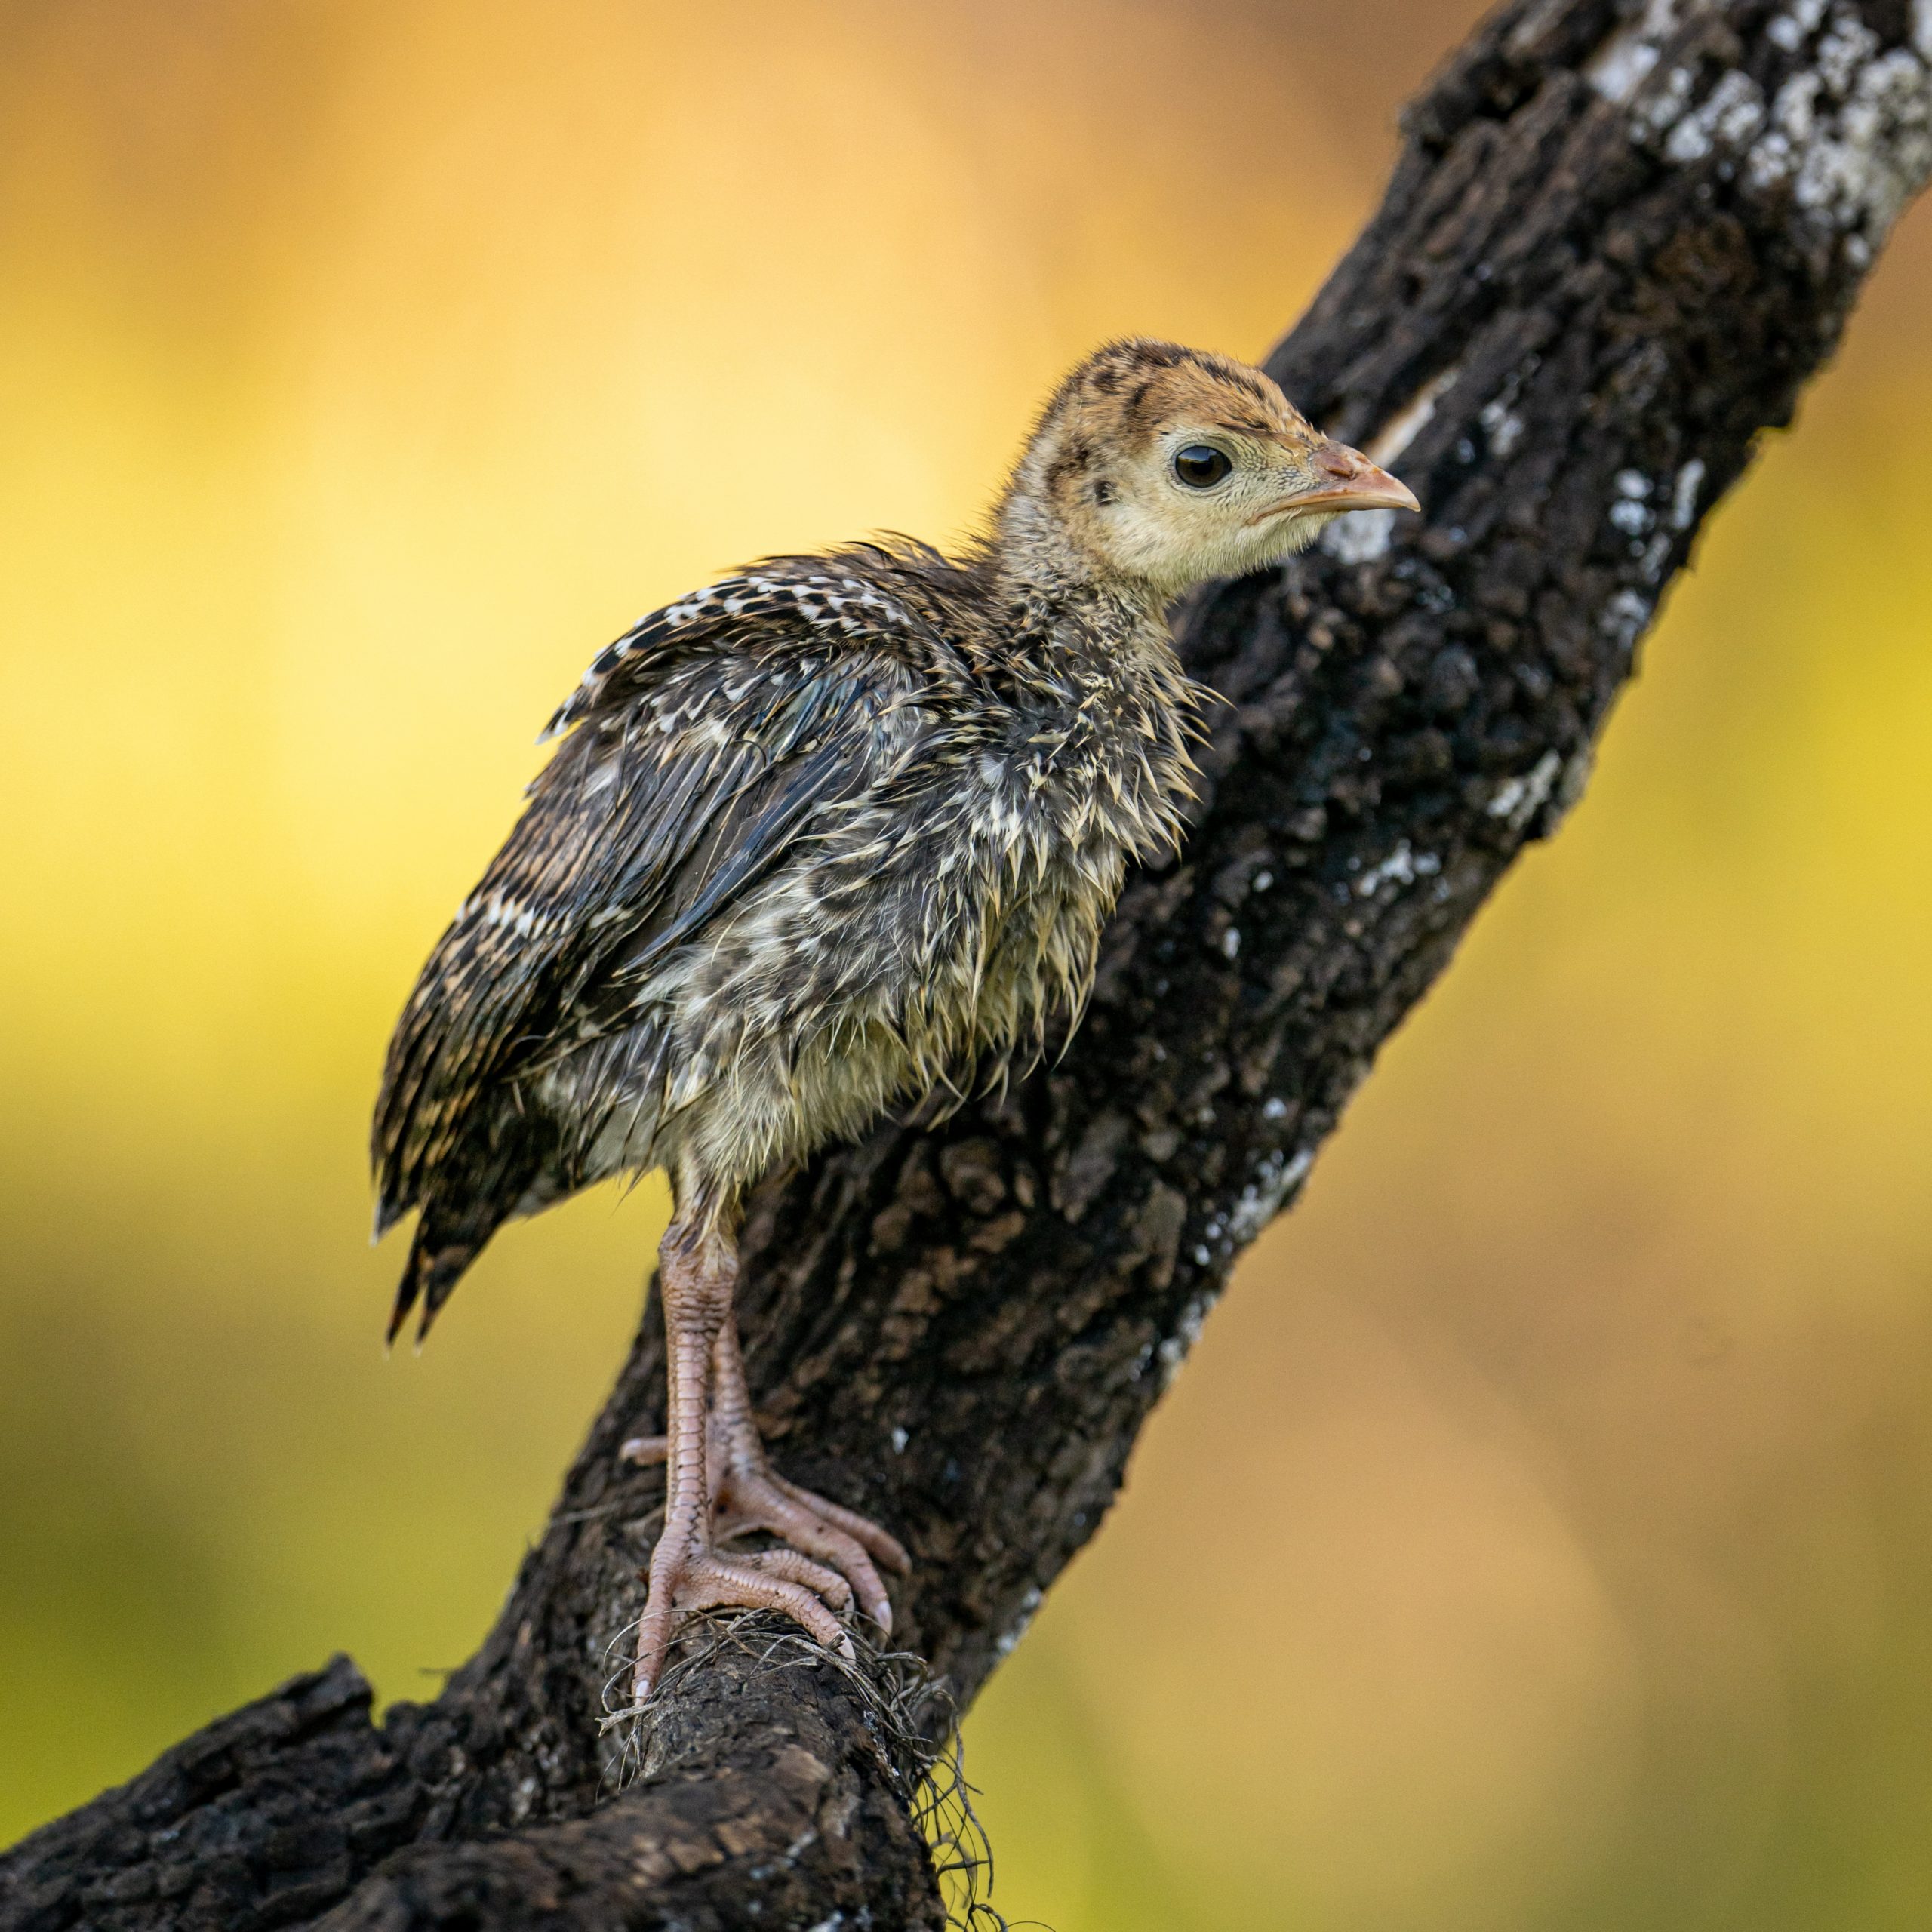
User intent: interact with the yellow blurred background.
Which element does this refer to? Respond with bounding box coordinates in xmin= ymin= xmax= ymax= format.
xmin=5 ymin=2 xmax=1931 ymax=1924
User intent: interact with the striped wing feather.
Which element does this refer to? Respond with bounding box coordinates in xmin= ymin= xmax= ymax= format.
xmin=372 ymin=580 xmax=924 ymax=1257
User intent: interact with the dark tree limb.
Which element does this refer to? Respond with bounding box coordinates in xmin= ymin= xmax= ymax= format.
xmin=8 ymin=2 xmax=1930 ymax=1925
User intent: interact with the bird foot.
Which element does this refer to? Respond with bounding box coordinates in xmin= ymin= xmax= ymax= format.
xmin=620 ymin=1420 xmax=910 ymax=1702
xmin=629 ymin=1535 xmax=856 ymax=1704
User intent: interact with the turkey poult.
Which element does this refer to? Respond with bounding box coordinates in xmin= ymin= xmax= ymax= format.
xmin=372 ymin=339 xmax=1419 ymax=1703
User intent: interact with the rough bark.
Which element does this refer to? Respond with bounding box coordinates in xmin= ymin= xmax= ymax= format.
xmin=8 ymin=1 xmax=1930 ymax=1926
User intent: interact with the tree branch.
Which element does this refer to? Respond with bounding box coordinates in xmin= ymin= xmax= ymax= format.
xmin=8 ymin=2 xmax=1930 ymax=1925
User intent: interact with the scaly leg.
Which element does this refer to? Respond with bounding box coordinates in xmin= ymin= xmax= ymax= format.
xmin=627 ymin=1203 xmax=857 ymax=1705
xmin=715 ymin=1318 xmax=906 ymax=1626
xmin=624 ymin=1319 xmax=911 ymax=1629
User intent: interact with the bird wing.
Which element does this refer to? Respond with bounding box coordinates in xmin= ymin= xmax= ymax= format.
xmin=371 ymin=567 xmax=944 ymax=1233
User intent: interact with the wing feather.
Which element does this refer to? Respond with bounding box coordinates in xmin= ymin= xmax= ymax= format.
xmin=372 ymin=575 xmax=928 ymax=1233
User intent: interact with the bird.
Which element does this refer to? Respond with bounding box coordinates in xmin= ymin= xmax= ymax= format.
xmin=371 ymin=338 xmax=1419 ymax=1703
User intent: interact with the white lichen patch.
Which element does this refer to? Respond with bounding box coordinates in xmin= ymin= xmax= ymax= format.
xmin=1601 ymin=2 xmax=1932 ymax=252
xmin=1353 ymin=840 xmax=1443 ymax=897
xmin=1322 ymin=506 xmax=1397 ymax=563
xmin=1671 ymin=457 xmax=1706 ymax=528
xmin=995 ymin=1585 xmax=1044 ymax=1658
xmin=1601 ymin=588 xmax=1654 ymax=654
xmin=1157 ymin=1286 xmax=1224 ymax=1386
xmin=1770 ymin=0 xmax=1830 ymax=52
xmin=1817 ymin=10 xmax=1881 ymax=91
xmin=1227 ymin=1147 xmax=1315 ymax=1245
xmin=1635 ymin=61 xmax=1701 ymax=140
xmin=1786 ymin=46 xmax=1930 ymax=239
xmin=1479 ymin=395 xmax=1526 ymax=457
xmin=1663 ymin=68 xmax=1767 ymax=162
xmin=1556 ymin=743 xmax=1596 ymax=824
xmin=1587 ymin=0 xmax=1684 ymax=103
xmin=1611 ymin=470 xmax=1662 ymax=543
xmin=1487 ymin=749 xmax=1563 ymax=830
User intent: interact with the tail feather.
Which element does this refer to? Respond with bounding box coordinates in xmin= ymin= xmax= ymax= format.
xmin=387 ymin=1204 xmax=504 ymax=1347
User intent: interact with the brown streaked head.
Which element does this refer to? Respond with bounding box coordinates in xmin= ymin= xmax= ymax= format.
xmin=995 ymin=338 xmax=1419 ymax=597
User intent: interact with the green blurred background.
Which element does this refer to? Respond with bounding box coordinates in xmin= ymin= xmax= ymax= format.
xmin=5 ymin=2 xmax=1931 ymax=1924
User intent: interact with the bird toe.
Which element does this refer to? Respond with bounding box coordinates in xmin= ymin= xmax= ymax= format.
xmin=715 ymin=1466 xmax=899 ymax=1633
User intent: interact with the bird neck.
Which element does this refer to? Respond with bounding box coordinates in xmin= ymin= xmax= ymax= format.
xmin=977 ymin=509 xmax=1171 ymax=665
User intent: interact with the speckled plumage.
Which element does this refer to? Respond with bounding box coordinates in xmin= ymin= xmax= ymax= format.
xmin=374 ymin=537 xmax=1198 ymax=1327
xmin=371 ymin=338 xmax=1417 ymax=1700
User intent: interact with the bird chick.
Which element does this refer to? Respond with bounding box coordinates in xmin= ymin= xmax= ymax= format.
xmin=372 ymin=339 xmax=1417 ymax=1705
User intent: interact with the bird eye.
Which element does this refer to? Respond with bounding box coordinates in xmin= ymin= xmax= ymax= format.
xmin=1172 ymin=445 xmax=1232 ymax=488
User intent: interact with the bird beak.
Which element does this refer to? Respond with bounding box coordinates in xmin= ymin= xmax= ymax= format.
xmin=1247 ymin=439 xmax=1421 ymax=523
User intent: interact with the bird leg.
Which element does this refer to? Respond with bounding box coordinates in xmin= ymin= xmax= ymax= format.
xmin=623 ymin=1204 xmax=906 ymax=1704
xmin=624 ymin=1322 xmax=912 ymax=1620
xmin=706 ymin=1316 xmax=909 ymax=1626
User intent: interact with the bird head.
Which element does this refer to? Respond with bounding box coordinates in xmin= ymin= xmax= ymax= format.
xmin=995 ymin=339 xmax=1419 ymax=599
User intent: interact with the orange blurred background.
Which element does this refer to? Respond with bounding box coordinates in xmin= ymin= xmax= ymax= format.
xmin=5 ymin=3 xmax=1932 ymax=1926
